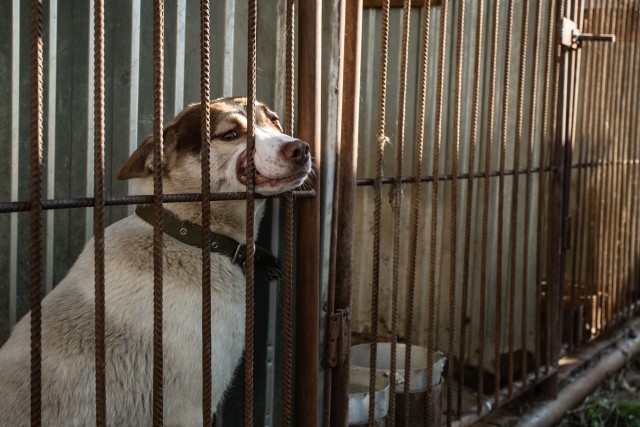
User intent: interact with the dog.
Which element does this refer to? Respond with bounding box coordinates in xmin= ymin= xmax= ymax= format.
xmin=0 ymin=97 xmax=311 ymax=425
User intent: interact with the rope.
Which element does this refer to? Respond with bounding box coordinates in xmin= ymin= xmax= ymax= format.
xmin=282 ymin=1 xmax=295 ymax=424
xmin=199 ymin=0 xmax=212 ymax=423
xmin=152 ymin=0 xmax=165 ymax=424
xmin=369 ymin=0 xmax=390 ymax=424
xmin=245 ymin=0 xmax=258 ymax=424
xmin=29 ymin=1 xmax=44 ymax=425
xmin=93 ymin=0 xmax=107 ymax=424
xmin=403 ymin=3 xmax=430 ymax=425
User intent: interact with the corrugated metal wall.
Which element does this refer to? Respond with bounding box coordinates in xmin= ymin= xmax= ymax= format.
xmin=0 ymin=1 xmax=341 ymax=424
xmin=351 ymin=1 xmax=555 ymax=370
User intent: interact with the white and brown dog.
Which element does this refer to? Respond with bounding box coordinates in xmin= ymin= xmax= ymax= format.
xmin=0 ymin=97 xmax=311 ymax=425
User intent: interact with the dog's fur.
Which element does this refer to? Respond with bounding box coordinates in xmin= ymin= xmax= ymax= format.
xmin=0 ymin=97 xmax=311 ymax=426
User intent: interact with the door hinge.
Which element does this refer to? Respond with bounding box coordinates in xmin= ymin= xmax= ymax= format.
xmin=561 ymin=17 xmax=615 ymax=50
xmin=325 ymin=308 xmax=351 ymax=368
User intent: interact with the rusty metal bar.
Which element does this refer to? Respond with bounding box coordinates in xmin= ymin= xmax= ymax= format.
xmin=328 ymin=0 xmax=361 ymax=424
xmin=614 ymin=4 xmax=633 ymax=321
xmin=369 ymin=0 xmax=390 ymax=423
xmin=590 ymin=0 xmax=608 ymax=337
xmin=619 ymin=10 xmax=634 ymax=319
xmin=596 ymin=0 xmax=615 ymax=331
xmin=29 ymin=1 xmax=44 ymax=425
xmin=449 ymin=0 xmax=464 ymax=420
xmin=625 ymin=3 xmax=640 ymax=317
xmin=245 ymin=0 xmax=257 ymax=424
xmin=151 ymin=0 xmax=165 ymax=424
xmin=283 ymin=0 xmax=296 ymax=424
xmin=0 ymin=191 xmax=316 ymax=213
xmin=521 ymin=0 xmax=545 ymax=387
xmin=295 ymin=0 xmax=321 ymax=425
xmin=430 ymin=0 xmax=449 ymax=422
xmin=571 ymin=0 xmax=595 ymax=350
xmin=479 ymin=0 xmax=501 ymax=412
xmin=459 ymin=0 xmax=481 ymax=415
xmin=199 ymin=0 xmax=212 ymax=423
xmin=355 ymin=167 xmax=554 ymax=187
xmin=495 ymin=1 xmax=519 ymax=405
xmin=543 ymin=0 xmax=567 ymax=398
xmin=388 ymin=0 xmax=412 ymax=424
xmin=607 ymin=4 xmax=627 ymax=325
xmin=403 ymin=2 xmax=431 ymax=425
xmin=93 ymin=0 xmax=106 ymax=424
xmin=538 ymin=0 xmax=558 ymax=377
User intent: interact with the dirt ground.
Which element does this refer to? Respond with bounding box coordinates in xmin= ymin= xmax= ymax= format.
xmin=558 ymin=354 xmax=640 ymax=426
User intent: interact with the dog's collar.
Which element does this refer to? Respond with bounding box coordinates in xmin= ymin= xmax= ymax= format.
xmin=135 ymin=205 xmax=283 ymax=281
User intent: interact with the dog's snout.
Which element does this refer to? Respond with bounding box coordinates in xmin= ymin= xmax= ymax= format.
xmin=281 ymin=139 xmax=310 ymax=165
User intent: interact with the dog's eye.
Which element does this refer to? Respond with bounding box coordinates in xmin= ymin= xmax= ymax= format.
xmin=269 ymin=116 xmax=279 ymax=125
xmin=221 ymin=130 xmax=238 ymax=140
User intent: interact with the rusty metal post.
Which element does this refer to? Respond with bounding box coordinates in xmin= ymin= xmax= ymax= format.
xmin=295 ymin=0 xmax=321 ymax=425
xmin=329 ymin=1 xmax=362 ymax=425
xmin=544 ymin=0 xmax=570 ymax=398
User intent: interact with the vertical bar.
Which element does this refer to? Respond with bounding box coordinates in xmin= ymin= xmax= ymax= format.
xmin=590 ymin=0 xmax=607 ymax=336
xmin=295 ymin=0 xmax=321 ymax=425
xmin=10 ymin=0 xmax=20 ymax=329
xmin=480 ymin=0 xmax=500 ymax=410
xmin=522 ymin=0 xmax=545 ymax=386
xmin=538 ymin=0 xmax=558 ymax=375
xmin=509 ymin=0 xmax=529 ymax=396
xmin=329 ymin=0 xmax=361 ymax=424
xmin=369 ymin=0 xmax=390 ymax=424
xmin=45 ymin=0 xmax=57 ymax=294
xmin=595 ymin=1 xmax=614 ymax=331
xmin=464 ymin=0 xmax=483 ymax=415
xmin=283 ymin=0 xmax=296 ymax=424
xmin=428 ymin=0 xmax=450 ymax=422
xmin=389 ymin=1 xmax=412 ymax=425
xmin=245 ymin=0 xmax=257 ymax=424
xmin=199 ymin=0 xmax=212 ymax=424
xmin=604 ymin=4 xmax=624 ymax=324
xmin=571 ymin=1 xmax=593 ymax=348
xmin=544 ymin=0 xmax=567 ymax=397
xmin=496 ymin=0 xmax=514 ymax=403
xmin=151 ymin=0 xmax=165 ymax=425
xmin=93 ymin=0 xmax=106 ymax=424
xmin=29 ymin=0 xmax=44 ymax=425
xmin=612 ymin=4 xmax=631 ymax=320
xmin=404 ymin=1 xmax=430 ymax=424
xmin=449 ymin=0 xmax=463 ymax=420
xmin=624 ymin=5 xmax=640 ymax=316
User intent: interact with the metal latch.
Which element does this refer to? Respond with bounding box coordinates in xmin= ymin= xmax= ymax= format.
xmin=325 ymin=308 xmax=350 ymax=368
xmin=561 ymin=17 xmax=615 ymax=49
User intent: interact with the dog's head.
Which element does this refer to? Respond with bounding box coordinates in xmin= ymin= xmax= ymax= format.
xmin=117 ymin=97 xmax=311 ymax=196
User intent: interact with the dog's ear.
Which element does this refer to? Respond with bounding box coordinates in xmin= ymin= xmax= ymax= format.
xmin=116 ymin=129 xmax=178 ymax=180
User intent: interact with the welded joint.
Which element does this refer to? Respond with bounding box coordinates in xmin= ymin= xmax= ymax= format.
xmin=325 ymin=308 xmax=351 ymax=368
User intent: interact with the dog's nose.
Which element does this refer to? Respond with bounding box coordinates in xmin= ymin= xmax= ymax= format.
xmin=281 ymin=139 xmax=310 ymax=165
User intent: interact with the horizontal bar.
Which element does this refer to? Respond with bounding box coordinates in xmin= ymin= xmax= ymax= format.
xmin=356 ymin=166 xmax=555 ymax=186
xmin=0 ymin=190 xmax=316 ymax=213
xmin=571 ymin=159 xmax=640 ymax=169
